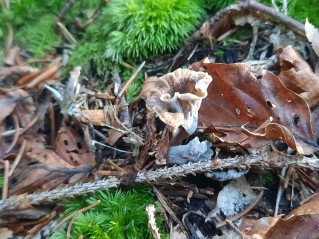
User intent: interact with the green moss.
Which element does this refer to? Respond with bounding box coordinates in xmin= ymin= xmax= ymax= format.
xmin=0 ymin=172 xmax=3 ymax=188
xmin=15 ymin=15 xmax=60 ymax=57
xmin=288 ymin=0 xmax=319 ymax=27
xmin=0 ymin=0 xmax=63 ymax=57
xmin=260 ymin=169 xmax=275 ymax=187
xmin=103 ymin=0 xmax=205 ymax=62
xmin=51 ymin=185 xmax=167 ymax=239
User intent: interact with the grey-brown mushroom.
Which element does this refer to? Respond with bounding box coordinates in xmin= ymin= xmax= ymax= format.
xmin=146 ymin=68 xmax=212 ymax=139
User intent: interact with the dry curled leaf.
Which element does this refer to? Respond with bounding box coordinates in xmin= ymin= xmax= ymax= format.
xmin=278 ymin=45 xmax=319 ymax=107
xmin=247 ymin=194 xmax=319 ymax=239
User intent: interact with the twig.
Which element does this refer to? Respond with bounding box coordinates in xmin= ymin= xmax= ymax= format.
xmin=186 ymin=0 xmax=305 ymax=49
xmin=187 ymin=42 xmax=199 ymax=61
xmin=113 ymin=110 xmax=144 ymax=143
xmin=153 ymin=186 xmax=187 ymax=234
xmin=8 ymin=139 xmax=27 ymax=176
xmin=106 ymin=158 xmax=125 ymax=172
xmin=92 ymin=140 xmax=133 ymax=154
xmin=4 ymin=23 xmax=13 ymax=58
xmin=0 ymin=153 xmax=318 ymax=211
xmin=225 ymin=218 xmax=246 ymax=238
xmin=246 ymin=20 xmax=260 ymax=61
xmin=50 ymin=103 xmax=56 ymax=146
xmin=215 ymin=190 xmax=264 ymax=228
xmin=274 ymin=167 xmax=287 ymax=216
xmin=56 ymin=22 xmax=77 ymax=45
xmin=118 ymin=61 xmax=145 ymax=98
xmin=55 ymin=200 xmax=101 ymax=229
xmin=56 ymin=0 xmax=78 ymax=23
xmin=3 ymin=113 xmax=19 ymax=157
xmin=66 ymin=216 xmax=76 ymax=239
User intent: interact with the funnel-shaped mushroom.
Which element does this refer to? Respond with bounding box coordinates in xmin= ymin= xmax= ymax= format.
xmin=146 ymin=69 xmax=212 ymax=137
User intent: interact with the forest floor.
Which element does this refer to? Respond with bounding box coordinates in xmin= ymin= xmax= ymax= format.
xmin=1 ymin=1 xmax=319 ymax=238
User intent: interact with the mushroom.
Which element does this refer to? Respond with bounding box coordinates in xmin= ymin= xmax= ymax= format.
xmin=146 ymin=68 xmax=212 ymax=139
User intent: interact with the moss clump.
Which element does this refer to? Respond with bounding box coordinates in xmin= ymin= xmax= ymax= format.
xmin=260 ymin=169 xmax=275 ymax=187
xmin=103 ymin=0 xmax=205 ymax=62
xmin=287 ymin=0 xmax=319 ymax=27
xmin=0 ymin=173 xmax=3 ymax=188
xmin=0 ymin=0 xmax=63 ymax=58
xmin=69 ymin=0 xmax=205 ymax=65
xmin=68 ymin=0 xmax=205 ymax=102
xmin=51 ymin=185 xmax=167 ymax=239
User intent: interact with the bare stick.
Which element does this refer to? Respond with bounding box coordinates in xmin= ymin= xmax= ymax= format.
xmin=118 ymin=61 xmax=145 ymax=98
xmin=186 ymin=0 xmax=305 ymax=48
xmin=55 ymin=200 xmax=100 ymax=229
xmin=1 ymin=152 xmax=318 ymax=211
xmin=274 ymin=167 xmax=287 ymax=216
xmin=8 ymin=139 xmax=27 ymax=176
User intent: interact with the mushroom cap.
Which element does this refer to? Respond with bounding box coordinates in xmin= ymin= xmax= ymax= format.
xmin=146 ymin=68 xmax=212 ymax=135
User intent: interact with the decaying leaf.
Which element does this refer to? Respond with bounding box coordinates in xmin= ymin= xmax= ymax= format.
xmin=246 ymin=194 xmax=319 ymax=238
xmin=9 ymin=132 xmax=94 ymax=195
xmin=135 ymin=110 xmax=156 ymax=169
xmin=104 ymin=105 xmax=125 ymax=146
xmin=80 ymin=109 xmax=110 ymax=126
xmin=154 ymin=132 xmax=170 ymax=165
xmin=191 ymin=60 xmax=316 ymax=154
xmin=146 ymin=68 xmax=212 ymax=138
xmin=55 ymin=125 xmax=95 ymax=166
xmin=305 ymin=19 xmax=319 ymax=57
xmin=278 ymin=45 xmax=319 ymax=107
xmin=136 ymin=76 xmax=158 ymax=100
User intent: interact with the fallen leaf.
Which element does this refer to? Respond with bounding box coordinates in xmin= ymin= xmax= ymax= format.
xmin=191 ymin=60 xmax=316 ymax=154
xmin=154 ymin=132 xmax=170 ymax=165
xmin=278 ymin=45 xmax=319 ymax=107
xmin=266 ymin=194 xmax=319 ymax=238
xmin=80 ymin=109 xmax=110 ymax=126
xmin=55 ymin=125 xmax=96 ymax=166
xmin=135 ymin=110 xmax=156 ymax=170
xmin=136 ymin=76 xmax=158 ymax=100
xmin=104 ymin=105 xmax=125 ymax=146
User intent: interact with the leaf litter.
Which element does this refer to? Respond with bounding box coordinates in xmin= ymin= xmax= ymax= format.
xmin=1 ymin=1 xmax=319 ymax=239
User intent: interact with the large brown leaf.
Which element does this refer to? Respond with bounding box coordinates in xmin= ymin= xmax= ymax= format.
xmin=191 ymin=61 xmax=316 ymax=154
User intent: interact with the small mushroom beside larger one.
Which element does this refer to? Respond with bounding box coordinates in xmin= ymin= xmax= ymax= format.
xmin=146 ymin=68 xmax=212 ymax=142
